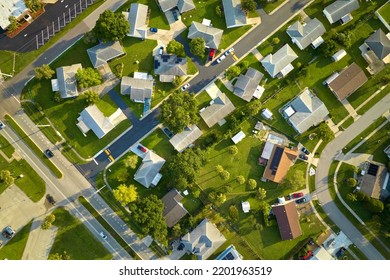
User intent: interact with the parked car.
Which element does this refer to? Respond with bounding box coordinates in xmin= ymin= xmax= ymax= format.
xmin=299 ymin=154 xmax=308 ymax=160
xmin=46 ymin=194 xmax=56 ymax=205
xmin=99 ymin=231 xmax=107 ymax=240
xmin=181 ymin=83 xmax=190 ymax=91
xmin=44 ymin=149 xmax=54 ymax=158
xmin=0 ymin=120 xmax=5 ymax=129
xmin=2 ymin=226 xmax=15 ymax=239
xmin=216 ymin=54 xmax=226 ymax=63
xmin=295 ymin=197 xmax=307 ymax=204
xmin=336 ymin=247 xmax=346 ymax=258
xmin=208 ymin=48 xmax=216 ymax=61
xmin=224 ymin=47 xmax=234 ymax=56
xmin=158 ymin=46 xmax=163 ymax=55
xmin=163 ymin=127 xmax=173 ymax=138
xmin=137 ymin=145 xmax=147 ymax=153
xmin=172 ymin=9 xmax=179 ymax=21
xmin=149 ymin=27 xmax=158 ymax=33
xmin=291 ymin=192 xmax=304 ymax=198
xmin=301 ymin=147 xmax=310 ymax=155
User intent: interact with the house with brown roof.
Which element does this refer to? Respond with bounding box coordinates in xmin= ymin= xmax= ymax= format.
xmin=263 ymin=145 xmax=298 ymax=183
xmin=161 ymin=189 xmax=188 ymax=227
xmin=359 ymin=162 xmax=387 ymax=200
xmin=272 ymin=201 xmax=302 ymax=240
xmin=327 ymin=63 xmax=368 ymax=100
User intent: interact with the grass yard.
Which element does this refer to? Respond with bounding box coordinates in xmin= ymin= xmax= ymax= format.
xmin=377 ymin=1 xmax=390 ymax=26
xmin=96 ymin=93 xmax=119 ymax=117
xmin=215 ymin=79 xmax=247 ymax=108
xmin=0 ymin=134 xmax=15 ymax=158
xmin=356 ymin=85 xmax=390 ymax=115
xmin=308 ymin=165 xmax=316 ymax=193
xmin=339 ymin=117 xmax=354 ymax=131
xmin=50 ymin=207 xmax=112 ymax=260
xmin=0 ymin=220 xmax=32 ymax=260
xmin=140 ymin=128 xmax=176 ymax=161
xmin=259 ymin=0 xmax=287 ymax=14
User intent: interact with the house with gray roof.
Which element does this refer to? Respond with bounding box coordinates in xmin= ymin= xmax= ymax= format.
xmin=364 ymin=29 xmax=390 ymax=63
xmin=261 ymin=44 xmax=298 ymax=78
xmin=121 ymin=76 xmax=153 ymax=103
xmin=55 ymin=63 xmax=82 ymax=99
xmin=200 ymin=93 xmax=235 ymax=127
xmin=181 ymin=218 xmax=226 ymax=260
xmin=323 ymin=0 xmax=359 ymax=24
xmin=281 ymin=88 xmax=329 ymax=134
xmin=154 ymin=55 xmax=187 ymax=82
xmin=134 ymin=150 xmax=166 ymax=188
xmin=0 ymin=0 xmax=29 ymax=30
xmin=126 ymin=3 xmax=148 ymax=39
xmin=188 ymin=21 xmax=223 ymax=50
xmin=286 ymin=18 xmax=326 ymax=50
xmin=222 ymin=0 xmax=248 ymax=28
xmin=161 ymin=188 xmax=188 ymax=227
xmin=157 ymin=0 xmax=195 ymax=13
xmin=87 ymin=41 xmax=125 ymax=68
xmin=233 ymin=67 xmax=264 ymax=102
xmin=169 ymin=124 xmax=203 ymax=152
xmin=76 ymin=105 xmax=124 ymax=139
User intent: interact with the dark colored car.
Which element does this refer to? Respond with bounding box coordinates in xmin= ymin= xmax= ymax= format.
xmin=44 ymin=149 xmax=54 ymax=158
xmin=46 ymin=194 xmax=56 ymax=205
xmin=2 ymin=226 xmax=15 ymax=239
xmin=291 ymin=192 xmax=304 ymax=198
xmin=149 ymin=27 xmax=158 ymax=33
xmin=295 ymin=197 xmax=307 ymax=204
xmin=301 ymin=147 xmax=310 ymax=155
xmin=0 ymin=120 xmax=5 ymax=129
xmin=137 ymin=145 xmax=147 ymax=153
xmin=208 ymin=48 xmax=216 ymax=61
xmin=172 ymin=9 xmax=179 ymax=21
xmin=299 ymin=154 xmax=308 ymax=160
xmin=177 ymin=243 xmax=185 ymax=251
xmin=163 ymin=127 xmax=174 ymax=138
xmin=336 ymin=247 xmax=346 ymax=258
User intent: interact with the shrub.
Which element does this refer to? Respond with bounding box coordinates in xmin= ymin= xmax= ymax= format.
xmin=364 ymin=198 xmax=384 ymax=213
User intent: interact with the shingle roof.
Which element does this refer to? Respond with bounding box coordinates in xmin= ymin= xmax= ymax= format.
xmin=323 ymin=0 xmax=359 ymax=24
xmin=128 ymin=3 xmax=148 ymax=39
xmin=365 ymin=29 xmax=390 ymax=60
xmin=263 ymin=145 xmax=298 ymax=183
xmin=188 ymin=21 xmax=223 ymax=50
xmin=161 ymin=189 xmax=188 ymax=227
xmin=261 ymin=44 xmax=298 ymax=78
xmin=169 ymin=125 xmax=203 ymax=152
xmin=360 ymin=163 xmax=386 ymax=199
xmin=233 ymin=67 xmax=264 ymax=102
xmin=328 ymin=63 xmax=368 ymax=100
xmin=181 ymin=219 xmax=226 ymax=260
xmin=87 ymin=41 xmax=125 ymax=68
xmin=272 ymin=201 xmax=302 ymax=240
xmin=286 ymin=18 xmax=326 ymax=50
xmin=121 ymin=76 xmax=153 ymax=101
xmin=177 ymin=0 xmax=195 ymax=13
xmin=282 ymin=88 xmax=329 ymax=134
xmin=134 ymin=151 xmax=166 ymax=188
xmin=222 ymin=0 xmax=248 ymax=28
xmin=154 ymin=55 xmax=187 ymax=77
xmin=56 ymin=63 xmax=82 ymax=99
xmin=200 ymin=93 xmax=235 ymax=127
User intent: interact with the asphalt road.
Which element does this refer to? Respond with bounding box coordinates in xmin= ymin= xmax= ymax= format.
xmin=315 ymin=93 xmax=390 ymax=260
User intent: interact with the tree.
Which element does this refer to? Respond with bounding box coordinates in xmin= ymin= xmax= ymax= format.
xmin=228 ymin=146 xmax=238 ymax=155
xmin=225 ymin=66 xmax=241 ymax=80
xmin=215 ymin=5 xmax=223 ymax=17
xmin=229 ymin=205 xmax=239 ymax=221
xmin=48 ymin=251 xmax=70 ymax=260
xmin=247 ymin=179 xmax=257 ymax=190
xmin=75 ymin=68 xmax=102 ymax=89
xmin=347 ymin=178 xmax=357 ymax=188
xmin=116 ymin=168 xmax=129 ymax=182
xmin=283 ymin=170 xmax=305 ymax=191
xmin=215 ymin=165 xmax=224 ymax=173
xmin=356 ymin=191 xmax=369 ymax=202
xmin=193 ymin=189 xmax=200 ymax=198
xmin=129 ymin=195 xmax=168 ymax=246
xmin=381 ymin=73 xmax=390 ymax=84
xmin=24 ymin=0 xmax=42 ymax=12
xmin=83 ymin=30 xmax=98 ymax=44
xmin=216 ymin=193 xmax=227 ymax=203
xmin=316 ymin=122 xmax=334 ymax=142
xmin=7 ymin=16 xmax=19 ymax=32
xmin=0 ymin=170 xmax=14 ymax=186
xmin=333 ymin=31 xmax=352 ymax=48
xmin=346 ymin=193 xmax=357 ymax=202
xmin=256 ymin=187 xmax=267 ymax=200
xmin=93 ymin=10 xmax=129 ymax=42
xmin=236 ymin=175 xmax=245 ymax=185
xmin=364 ymin=198 xmax=384 ymax=213
xmin=34 ymin=64 xmax=55 ymax=80
xmin=220 ymin=170 xmax=230 ymax=181
xmin=41 ymin=214 xmax=55 ymax=230
xmin=123 ymin=154 xmax=139 ymax=169
xmin=272 ymin=37 xmax=280 ymax=45
xmin=239 ymin=60 xmax=249 ymax=71
xmin=166 ymin=40 xmax=185 ymax=57
xmin=83 ymin=90 xmax=99 ymax=105
xmin=245 ymin=100 xmax=262 ymax=116
xmin=159 ymin=92 xmax=199 ymax=133
xmin=113 ymin=184 xmax=138 ymax=205
xmin=172 ymin=224 xmax=182 ymax=239
xmin=189 ymin=37 xmax=206 ymax=57
xmin=172 ymin=76 xmax=183 ymax=87
xmin=241 ymin=0 xmax=257 ymax=13
xmin=319 ymin=39 xmax=338 ymax=57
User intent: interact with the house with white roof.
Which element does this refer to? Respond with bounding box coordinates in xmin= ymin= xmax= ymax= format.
xmin=286 ymin=18 xmax=326 ymax=50
xmin=200 ymin=93 xmax=235 ymax=128
xmin=233 ymin=67 xmax=264 ymax=102
xmin=188 ymin=21 xmax=223 ymax=50
xmin=54 ymin=64 xmax=82 ymax=99
xmin=261 ymin=44 xmax=298 ymax=78
xmin=121 ymin=76 xmax=153 ymax=103
xmin=157 ymin=0 xmax=195 ymax=13
xmin=154 ymin=54 xmax=187 ymax=82
xmin=134 ymin=150 xmax=166 ymax=188
xmin=87 ymin=41 xmax=125 ymax=68
xmin=222 ymin=0 xmax=248 ymax=28
xmin=125 ymin=3 xmax=148 ymax=39
xmin=323 ymin=0 xmax=359 ymax=25
xmin=0 ymin=0 xmax=29 ymax=30
xmin=169 ymin=125 xmax=203 ymax=152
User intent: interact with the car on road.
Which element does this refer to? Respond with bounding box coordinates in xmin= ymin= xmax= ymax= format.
xmin=216 ymin=54 xmax=226 ymax=63
xmin=224 ymin=47 xmax=234 ymax=56
xmin=295 ymin=197 xmax=307 ymax=204
xmin=44 ymin=149 xmax=54 ymax=158
xmin=299 ymin=154 xmax=308 ymax=160
xmin=301 ymin=147 xmax=310 ymax=155
xmin=99 ymin=231 xmax=107 ymax=240
xmin=172 ymin=9 xmax=179 ymax=21
xmin=46 ymin=194 xmax=56 ymax=205
xmin=2 ymin=226 xmax=15 ymax=239
xmin=181 ymin=83 xmax=190 ymax=91
xmin=137 ymin=145 xmax=147 ymax=153
xmin=149 ymin=27 xmax=158 ymax=33
xmin=208 ymin=48 xmax=216 ymax=61
xmin=291 ymin=192 xmax=304 ymax=198
xmin=0 ymin=120 xmax=5 ymax=129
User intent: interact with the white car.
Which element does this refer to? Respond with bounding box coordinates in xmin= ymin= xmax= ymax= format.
xmin=217 ymin=54 xmax=226 ymax=63
xmin=224 ymin=48 xmax=234 ymax=56
xmin=99 ymin=231 xmax=107 ymax=240
xmin=181 ymin=83 xmax=190 ymax=91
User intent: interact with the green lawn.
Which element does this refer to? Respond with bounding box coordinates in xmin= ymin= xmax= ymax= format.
xmin=140 ymin=128 xmax=176 ymax=161
xmin=0 ymin=134 xmax=15 ymax=158
xmin=50 ymin=207 xmax=112 ymax=260
xmin=378 ymin=1 xmax=390 ymax=24
xmin=339 ymin=117 xmax=354 ymax=131
xmin=308 ymin=165 xmax=316 ymax=193
xmin=96 ymin=93 xmax=119 ymax=117
xmin=215 ymin=79 xmax=247 ymax=108
xmin=356 ymin=84 xmax=390 ymax=115
xmin=0 ymin=220 xmax=32 ymax=260
xmin=259 ymin=0 xmax=287 ymax=14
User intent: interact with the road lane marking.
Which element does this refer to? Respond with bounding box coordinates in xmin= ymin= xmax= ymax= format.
xmin=104 ymin=149 xmax=110 ymax=155
xmin=109 ymin=155 xmax=114 ymax=162
xmin=232 ymin=54 xmax=239 ymax=61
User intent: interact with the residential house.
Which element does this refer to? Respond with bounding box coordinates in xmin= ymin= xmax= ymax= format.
xmin=87 ymin=41 xmax=125 ymax=68
xmin=215 ymin=245 xmax=243 ymax=260
xmin=161 ymin=188 xmax=188 ymax=227
xmin=281 ymin=88 xmax=329 ymax=134
xmin=76 ymin=105 xmax=124 ymax=139
xmin=261 ymin=44 xmax=298 ymax=78
xmin=0 ymin=0 xmax=30 ymax=30
xmin=359 ymin=162 xmax=387 ymax=200
xmin=323 ymin=0 xmax=359 ymax=24
xmin=272 ymin=201 xmax=302 ymax=240
xmin=363 ymin=29 xmax=390 ymax=64
xmin=181 ymin=218 xmax=226 ymax=260
xmin=169 ymin=125 xmax=202 ymax=152
xmin=286 ymin=18 xmax=326 ymax=50
xmin=54 ymin=63 xmax=82 ymax=99
xmin=121 ymin=76 xmax=153 ymax=103
xmin=157 ymin=0 xmax=195 ymax=13
xmin=200 ymin=93 xmax=235 ymax=128
xmin=126 ymin=3 xmax=148 ymax=39
xmin=134 ymin=150 xmax=166 ymax=188
xmin=188 ymin=21 xmax=223 ymax=50
xmin=327 ymin=63 xmax=368 ymax=100
xmin=233 ymin=67 xmax=264 ymax=102
xmin=154 ymin=54 xmax=187 ymax=83
xmin=263 ymin=145 xmax=298 ymax=183
xmin=310 ymin=246 xmax=335 ymax=260
xmin=222 ymin=0 xmax=248 ymax=28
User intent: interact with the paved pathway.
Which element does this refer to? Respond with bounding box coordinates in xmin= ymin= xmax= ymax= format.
xmin=341 ymin=99 xmax=358 ymax=120
xmin=107 ymin=90 xmax=140 ymax=125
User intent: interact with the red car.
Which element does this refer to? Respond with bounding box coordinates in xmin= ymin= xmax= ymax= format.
xmin=137 ymin=145 xmax=147 ymax=153
xmin=208 ymin=48 xmax=216 ymax=61
xmin=292 ymin=192 xmax=304 ymax=198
